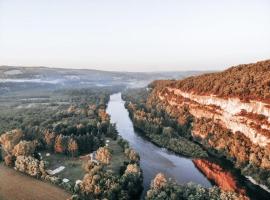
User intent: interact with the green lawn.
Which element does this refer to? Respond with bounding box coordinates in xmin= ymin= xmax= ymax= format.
xmin=41 ymin=152 xmax=85 ymax=182
xmin=105 ymin=138 xmax=129 ymax=174
xmin=40 ymin=139 xmax=127 ymax=183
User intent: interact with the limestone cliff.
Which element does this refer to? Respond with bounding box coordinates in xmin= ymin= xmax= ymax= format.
xmin=147 ymin=60 xmax=270 ymax=187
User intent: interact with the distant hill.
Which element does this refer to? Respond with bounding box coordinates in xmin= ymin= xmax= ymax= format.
xmin=0 ymin=65 xmax=210 ymax=95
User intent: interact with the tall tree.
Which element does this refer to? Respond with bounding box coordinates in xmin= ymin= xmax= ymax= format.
xmin=68 ymin=138 xmax=78 ymax=157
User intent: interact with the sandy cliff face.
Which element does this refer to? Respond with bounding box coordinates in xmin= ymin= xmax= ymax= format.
xmin=147 ymin=60 xmax=270 ymax=172
xmin=154 ymin=87 xmax=270 ymax=169
xmin=160 ymin=87 xmax=270 ymax=147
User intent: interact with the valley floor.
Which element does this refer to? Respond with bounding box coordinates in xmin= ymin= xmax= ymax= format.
xmin=0 ymin=163 xmax=70 ymax=200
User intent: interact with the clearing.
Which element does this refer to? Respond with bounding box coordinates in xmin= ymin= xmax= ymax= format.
xmin=42 ymin=152 xmax=85 ymax=182
xmin=105 ymin=139 xmax=129 ymax=173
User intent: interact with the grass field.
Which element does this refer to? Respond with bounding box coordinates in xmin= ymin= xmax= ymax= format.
xmin=0 ymin=163 xmax=71 ymax=200
xmin=106 ymin=139 xmax=129 ymax=174
xmin=41 ymin=138 xmax=128 ymax=184
xmin=42 ymin=152 xmax=85 ymax=182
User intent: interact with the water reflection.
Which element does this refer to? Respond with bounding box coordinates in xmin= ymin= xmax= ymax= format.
xmin=193 ymin=159 xmax=247 ymax=195
xmin=106 ymin=93 xmax=270 ymax=199
xmin=106 ymin=93 xmax=211 ymax=193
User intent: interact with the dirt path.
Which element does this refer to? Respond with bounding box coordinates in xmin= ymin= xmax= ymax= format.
xmin=0 ymin=164 xmax=71 ymax=200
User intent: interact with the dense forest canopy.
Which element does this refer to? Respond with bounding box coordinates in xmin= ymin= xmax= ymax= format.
xmin=166 ymin=60 xmax=270 ymax=102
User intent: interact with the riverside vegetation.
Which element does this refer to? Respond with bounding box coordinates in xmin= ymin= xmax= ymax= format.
xmin=122 ymin=88 xmax=251 ymax=199
xmin=122 ymin=60 xmax=270 ymax=199
xmin=0 ymin=87 xmax=143 ymax=200
xmin=122 ymin=88 xmax=208 ymax=158
xmin=2 ymin=60 xmax=270 ymax=199
xmin=0 ymin=85 xmax=247 ymax=199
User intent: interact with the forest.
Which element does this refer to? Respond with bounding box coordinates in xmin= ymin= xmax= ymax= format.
xmin=0 ymin=87 xmax=143 ymax=200
xmin=171 ymin=60 xmax=270 ymax=103
xmin=123 ymin=86 xmax=270 ymax=199
xmin=122 ymin=89 xmax=208 ymax=158
xmin=0 ymin=85 xmax=253 ymax=200
xmin=146 ymin=173 xmax=247 ymax=200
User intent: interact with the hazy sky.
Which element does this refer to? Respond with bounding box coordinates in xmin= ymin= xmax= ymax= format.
xmin=0 ymin=0 xmax=269 ymax=72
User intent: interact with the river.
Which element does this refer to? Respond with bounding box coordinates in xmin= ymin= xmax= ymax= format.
xmin=106 ymin=93 xmax=211 ymax=191
xmin=106 ymin=93 xmax=270 ymax=199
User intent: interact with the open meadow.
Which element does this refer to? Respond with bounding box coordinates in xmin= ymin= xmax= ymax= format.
xmin=0 ymin=164 xmax=70 ymax=200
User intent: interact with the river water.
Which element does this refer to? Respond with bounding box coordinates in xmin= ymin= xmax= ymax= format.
xmin=106 ymin=93 xmax=270 ymax=199
xmin=106 ymin=93 xmax=211 ymax=191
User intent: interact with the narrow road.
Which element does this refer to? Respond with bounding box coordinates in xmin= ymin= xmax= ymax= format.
xmin=0 ymin=164 xmax=70 ymax=200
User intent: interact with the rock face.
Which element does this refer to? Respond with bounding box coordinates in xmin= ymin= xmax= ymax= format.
xmin=153 ymin=86 xmax=270 ymax=169
xmin=161 ymin=88 xmax=270 ymax=147
xmin=147 ymin=60 xmax=270 ymax=183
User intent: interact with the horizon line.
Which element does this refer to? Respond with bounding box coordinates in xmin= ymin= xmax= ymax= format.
xmin=0 ymin=64 xmax=218 ymax=73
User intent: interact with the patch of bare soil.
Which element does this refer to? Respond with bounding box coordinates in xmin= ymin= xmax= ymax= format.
xmin=0 ymin=163 xmax=70 ymax=200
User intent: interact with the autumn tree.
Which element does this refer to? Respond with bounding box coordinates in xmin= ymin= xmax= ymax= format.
xmin=83 ymin=160 xmax=98 ymax=173
xmin=124 ymin=164 xmax=141 ymax=175
xmin=80 ymin=162 xmax=104 ymax=197
xmin=54 ymin=134 xmax=68 ymax=154
xmin=125 ymin=148 xmax=140 ymax=163
xmin=4 ymin=154 xmax=15 ymax=167
xmin=15 ymin=156 xmax=46 ymax=177
xmin=68 ymin=138 xmax=79 ymax=157
xmin=152 ymin=173 xmax=167 ymax=189
xmin=44 ymin=131 xmax=56 ymax=150
xmin=0 ymin=129 xmax=23 ymax=153
xmin=12 ymin=140 xmax=36 ymax=157
xmin=96 ymin=147 xmax=111 ymax=165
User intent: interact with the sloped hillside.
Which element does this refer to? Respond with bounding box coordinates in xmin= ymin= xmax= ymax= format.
xmin=147 ymin=60 xmax=270 ymax=189
xmin=169 ymin=60 xmax=270 ymax=102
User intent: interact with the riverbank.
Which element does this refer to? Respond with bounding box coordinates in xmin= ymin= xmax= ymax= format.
xmin=131 ymin=116 xmax=270 ymax=199
xmin=106 ymin=93 xmax=212 ymax=196
xmin=121 ymin=90 xmax=270 ymax=200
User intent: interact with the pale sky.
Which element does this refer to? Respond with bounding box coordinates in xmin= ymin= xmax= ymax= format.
xmin=0 ymin=0 xmax=269 ymax=72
